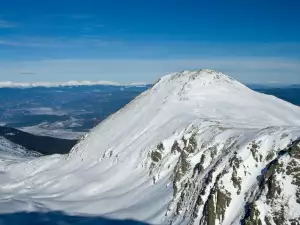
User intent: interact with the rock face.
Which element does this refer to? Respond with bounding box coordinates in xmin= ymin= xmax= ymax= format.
xmin=0 ymin=70 xmax=300 ymax=225
xmin=145 ymin=126 xmax=300 ymax=225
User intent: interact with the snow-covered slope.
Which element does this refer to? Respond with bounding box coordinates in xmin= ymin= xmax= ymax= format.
xmin=0 ymin=136 xmax=40 ymax=159
xmin=0 ymin=69 xmax=299 ymax=225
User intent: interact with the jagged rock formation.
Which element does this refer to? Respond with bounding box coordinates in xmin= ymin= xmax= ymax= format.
xmin=0 ymin=69 xmax=299 ymax=225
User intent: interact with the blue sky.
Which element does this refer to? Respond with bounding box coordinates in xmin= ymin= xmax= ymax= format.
xmin=0 ymin=0 xmax=299 ymax=84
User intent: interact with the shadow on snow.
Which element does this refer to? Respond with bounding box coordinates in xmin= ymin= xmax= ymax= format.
xmin=0 ymin=211 xmax=150 ymax=225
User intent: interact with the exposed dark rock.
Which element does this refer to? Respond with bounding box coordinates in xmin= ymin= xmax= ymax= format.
xmin=229 ymin=153 xmax=243 ymax=194
xmin=157 ymin=142 xmax=164 ymax=151
xmin=184 ymin=133 xmax=198 ymax=153
xmin=171 ymin=141 xmax=181 ymax=154
xmin=249 ymin=141 xmax=262 ymax=162
xmin=215 ymin=189 xmax=232 ymax=222
xmin=244 ymin=203 xmax=262 ymax=225
xmin=151 ymin=150 xmax=162 ymax=163
xmin=266 ymin=151 xmax=275 ymax=161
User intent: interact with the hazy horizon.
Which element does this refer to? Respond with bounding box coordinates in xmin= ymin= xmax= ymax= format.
xmin=0 ymin=0 xmax=299 ymax=84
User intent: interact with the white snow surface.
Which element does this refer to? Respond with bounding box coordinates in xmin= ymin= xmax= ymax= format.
xmin=0 ymin=69 xmax=299 ymax=224
xmin=0 ymin=136 xmax=41 ymax=158
xmin=20 ymin=117 xmax=85 ymax=140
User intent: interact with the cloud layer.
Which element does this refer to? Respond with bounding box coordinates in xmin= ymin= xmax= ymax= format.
xmin=0 ymin=20 xmax=16 ymax=28
xmin=0 ymin=58 xmax=299 ymax=84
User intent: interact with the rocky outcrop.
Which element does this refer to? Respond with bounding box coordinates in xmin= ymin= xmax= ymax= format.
xmin=147 ymin=125 xmax=300 ymax=225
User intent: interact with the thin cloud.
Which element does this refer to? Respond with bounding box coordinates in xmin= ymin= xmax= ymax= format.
xmin=0 ymin=40 xmax=25 ymax=47
xmin=47 ymin=14 xmax=95 ymax=20
xmin=0 ymin=57 xmax=299 ymax=84
xmin=95 ymin=24 xmax=105 ymax=27
xmin=0 ymin=20 xmax=17 ymax=28
xmin=82 ymin=23 xmax=106 ymax=31
xmin=0 ymin=39 xmax=43 ymax=47
xmin=0 ymin=36 xmax=119 ymax=48
xmin=69 ymin=14 xmax=94 ymax=19
xmin=18 ymin=72 xmax=37 ymax=75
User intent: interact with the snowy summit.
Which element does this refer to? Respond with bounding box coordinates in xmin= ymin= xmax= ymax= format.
xmin=0 ymin=69 xmax=300 ymax=225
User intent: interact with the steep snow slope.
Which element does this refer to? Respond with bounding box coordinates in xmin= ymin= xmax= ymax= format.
xmin=0 ymin=69 xmax=299 ymax=225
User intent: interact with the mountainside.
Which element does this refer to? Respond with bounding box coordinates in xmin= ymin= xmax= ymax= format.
xmin=0 ymin=126 xmax=77 ymax=155
xmin=0 ymin=69 xmax=299 ymax=225
xmin=0 ymin=136 xmax=40 ymax=158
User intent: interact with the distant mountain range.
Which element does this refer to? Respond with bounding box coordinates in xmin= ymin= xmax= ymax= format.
xmin=1 ymin=80 xmax=298 ymax=89
xmin=0 ymin=81 xmax=149 ymax=88
xmin=247 ymin=83 xmax=300 ymax=89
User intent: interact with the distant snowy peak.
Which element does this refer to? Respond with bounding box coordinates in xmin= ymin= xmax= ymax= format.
xmin=0 ymin=80 xmax=149 ymax=88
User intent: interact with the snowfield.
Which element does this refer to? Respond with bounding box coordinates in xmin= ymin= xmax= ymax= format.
xmin=0 ymin=69 xmax=299 ymax=225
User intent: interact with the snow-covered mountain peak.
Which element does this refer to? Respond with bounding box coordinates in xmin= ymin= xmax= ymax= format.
xmin=68 ymin=69 xmax=300 ymax=163
xmin=67 ymin=70 xmax=300 ymax=224
xmin=0 ymin=70 xmax=300 ymax=225
xmin=152 ymin=69 xmax=248 ymax=99
xmin=158 ymin=69 xmax=237 ymax=86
